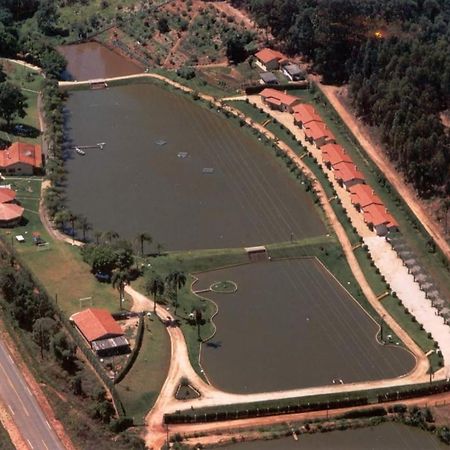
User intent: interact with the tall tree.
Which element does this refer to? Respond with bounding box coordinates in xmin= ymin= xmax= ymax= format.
xmin=145 ymin=273 xmax=165 ymax=313
xmin=112 ymin=270 xmax=129 ymax=310
xmin=136 ymin=232 xmax=152 ymax=257
xmin=165 ymin=271 xmax=186 ymax=316
xmin=0 ymin=82 xmax=27 ymax=128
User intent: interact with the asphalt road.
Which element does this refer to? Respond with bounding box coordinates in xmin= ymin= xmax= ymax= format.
xmin=0 ymin=341 xmax=65 ymax=450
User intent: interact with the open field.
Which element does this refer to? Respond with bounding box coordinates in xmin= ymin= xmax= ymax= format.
xmin=64 ymin=83 xmax=326 ymax=251
xmin=195 ymin=258 xmax=415 ymax=394
xmin=218 ymin=422 xmax=445 ymax=450
xmin=116 ymin=317 xmax=170 ymax=424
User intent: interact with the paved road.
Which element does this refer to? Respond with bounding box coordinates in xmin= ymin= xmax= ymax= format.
xmin=0 ymin=342 xmax=65 ymax=450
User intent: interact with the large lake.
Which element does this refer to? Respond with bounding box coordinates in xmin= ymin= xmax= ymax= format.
xmin=65 ymin=84 xmax=326 ymax=250
xmin=196 ymin=259 xmax=415 ymax=393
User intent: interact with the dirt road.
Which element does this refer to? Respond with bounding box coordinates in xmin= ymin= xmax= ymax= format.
xmin=312 ymin=80 xmax=450 ymax=262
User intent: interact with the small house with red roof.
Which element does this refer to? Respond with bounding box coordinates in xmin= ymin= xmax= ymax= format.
xmin=292 ymin=104 xmax=323 ymax=128
xmin=70 ymin=308 xmax=130 ymax=356
xmin=348 ymin=184 xmax=383 ymax=212
xmin=363 ymin=203 xmax=398 ymax=236
xmin=260 ymin=88 xmax=301 ymax=113
xmin=333 ymin=161 xmax=365 ymax=189
xmin=0 ymin=187 xmax=23 ymax=227
xmin=303 ymin=121 xmax=336 ymax=148
xmin=0 ymin=142 xmax=42 ymax=175
xmin=255 ymin=48 xmax=287 ymax=71
xmin=321 ymin=143 xmax=352 ymax=169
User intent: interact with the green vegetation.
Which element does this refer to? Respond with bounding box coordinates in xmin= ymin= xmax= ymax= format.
xmin=210 ymin=280 xmax=237 ymax=293
xmin=116 ymin=318 xmax=170 ymax=425
xmin=0 ymin=422 xmax=14 ymax=450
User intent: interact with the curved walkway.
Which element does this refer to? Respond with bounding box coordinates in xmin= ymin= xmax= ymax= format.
xmin=59 ymin=74 xmax=431 ymax=449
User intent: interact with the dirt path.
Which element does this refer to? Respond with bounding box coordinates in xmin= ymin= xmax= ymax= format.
xmin=312 ymin=79 xmax=450 ymax=261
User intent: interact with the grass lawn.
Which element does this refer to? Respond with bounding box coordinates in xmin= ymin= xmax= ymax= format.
xmin=0 ymin=179 xmax=122 ymax=316
xmin=116 ymin=317 xmax=170 ymax=425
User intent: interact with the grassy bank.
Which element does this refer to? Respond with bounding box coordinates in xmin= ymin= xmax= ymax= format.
xmin=116 ymin=318 xmax=170 ymax=425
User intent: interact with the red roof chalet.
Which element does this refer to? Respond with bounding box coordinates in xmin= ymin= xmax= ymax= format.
xmin=70 ymin=308 xmax=124 ymax=343
xmin=363 ymin=203 xmax=398 ymax=229
xmin=321 ymin=143 xmax=352 ymax=167
xmin=333 ymin=161 xmax=365 ymax=186
xmin=0 ymin=142 xmax=42 ymax=170
xmin=255 ymin=48 xmax=286 ymax=65
xmin=292 ymin=103 xmax=323 ymax=127
xmin=349 ymin=184 xmax=383 ymax=209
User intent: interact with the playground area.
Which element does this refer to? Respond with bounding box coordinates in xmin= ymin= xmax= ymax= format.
xmin=64 ymin=83 xmax=326 ymax=250
xmin=195 ymin=258 xmax=415 ymax=394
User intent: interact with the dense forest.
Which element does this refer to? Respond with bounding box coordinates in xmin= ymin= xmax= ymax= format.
xmin=232 ymin=0 xmax=450 ymax=198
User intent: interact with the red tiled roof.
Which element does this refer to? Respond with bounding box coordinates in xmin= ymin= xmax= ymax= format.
xmin=0 ymin=142 xmax=42 ymax=169
xmin=321 ymin=143 xmax=352 ymax=167
xmin=255 ymin=48 xmax=286 ymax=64
xmin=260 ymin=88 xmax=299 ymax=107
xmin=292 ymin=103 xmax=323 ymax=125
xmin=0 ymin=202 xmax=23 ymax=222
xmin=333 ymin=161 xmax=365 ymax=183
xmin=349 ymin=184 xmax=382 ymax=209
xmin=71 ymin=308 xmax=124 ymax=343
xmin=304 ymin=121 xmax=335 ymax=142
xmin=363 ymin=203 xmax=398 ymax=228
xmin=0 ymin=188 xmax=16 ymax=204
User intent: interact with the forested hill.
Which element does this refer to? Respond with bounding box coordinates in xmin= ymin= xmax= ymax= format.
xmin=231 ymin=0 xmax=450 ymax=198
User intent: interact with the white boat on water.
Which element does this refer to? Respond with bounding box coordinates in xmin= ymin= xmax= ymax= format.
xmin=75 ymin=147 xmax=86 ymax=156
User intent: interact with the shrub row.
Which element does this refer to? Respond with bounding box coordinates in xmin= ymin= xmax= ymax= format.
xmin=114 ymin=314 xmax=144 ymax=384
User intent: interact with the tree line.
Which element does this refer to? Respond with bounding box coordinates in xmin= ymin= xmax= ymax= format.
xmin=231 ymin=0 xmax=450 ymax=198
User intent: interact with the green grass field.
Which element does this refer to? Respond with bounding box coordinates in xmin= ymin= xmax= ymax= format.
xmin=116 ymin=318 xmax=170 ymax=424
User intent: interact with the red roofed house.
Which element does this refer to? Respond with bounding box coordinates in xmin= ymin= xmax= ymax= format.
xmin=260 ymin=88 xmax=301 ymax=113
xmin=292 ymin=103 xmax=323 ymax=128
xmin=321 ymin=143 xmax=352 ymax=169
xmin=0 ymin=187 xmax=23 ymax=227
xmin=70 ymin=308 xmax=130 ymax=356
xmin=0 ymin=142 xmax=43 ymax=175
xmin=255 ymin=48 xmax=287 ymax=71
xmin=303 ymin=121 xmax=336 ymax=148
xmin=348 ymin=184 xmax=383 ymax=212
xmin=333 ymin=161 xmax=365 ymax=189
xmin=363 ymin=203 xmax=398 ymax=236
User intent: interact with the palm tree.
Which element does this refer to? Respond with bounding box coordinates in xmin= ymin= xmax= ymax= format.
xmin=165 ymin=271 xmax=187 ymax=316
xmin=102 ymin=230 xmax=119 ymax=243
xmin=69 ymin=212 xmax=77 ymax=242
xmin=76 ymin=215 xmax=92 ymax=242
xmin=53 ymin=209 xmax=70 ymax=231
xmin=145 ymin=273 xmax=165 ymax=314
xmin=111 ymin=270 xmax=129 ymax=310
xmin=136 ymin=232 xmax=152 ymax=257
xmin=195 ymin=307 xmax=203 ymax=341
xmin=94 ymin=231 xmax=102 ymax=245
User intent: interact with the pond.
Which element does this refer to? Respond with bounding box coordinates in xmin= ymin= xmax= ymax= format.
xmin=195 ymin=259 xmax=415 ymax=393
xmin=58 ymin=42 xmax=142 ymax=80
xmin=216 ymin=422 xmax=445 ymax=449
xmin=64 ymin=83 xmax=326 ymax=251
